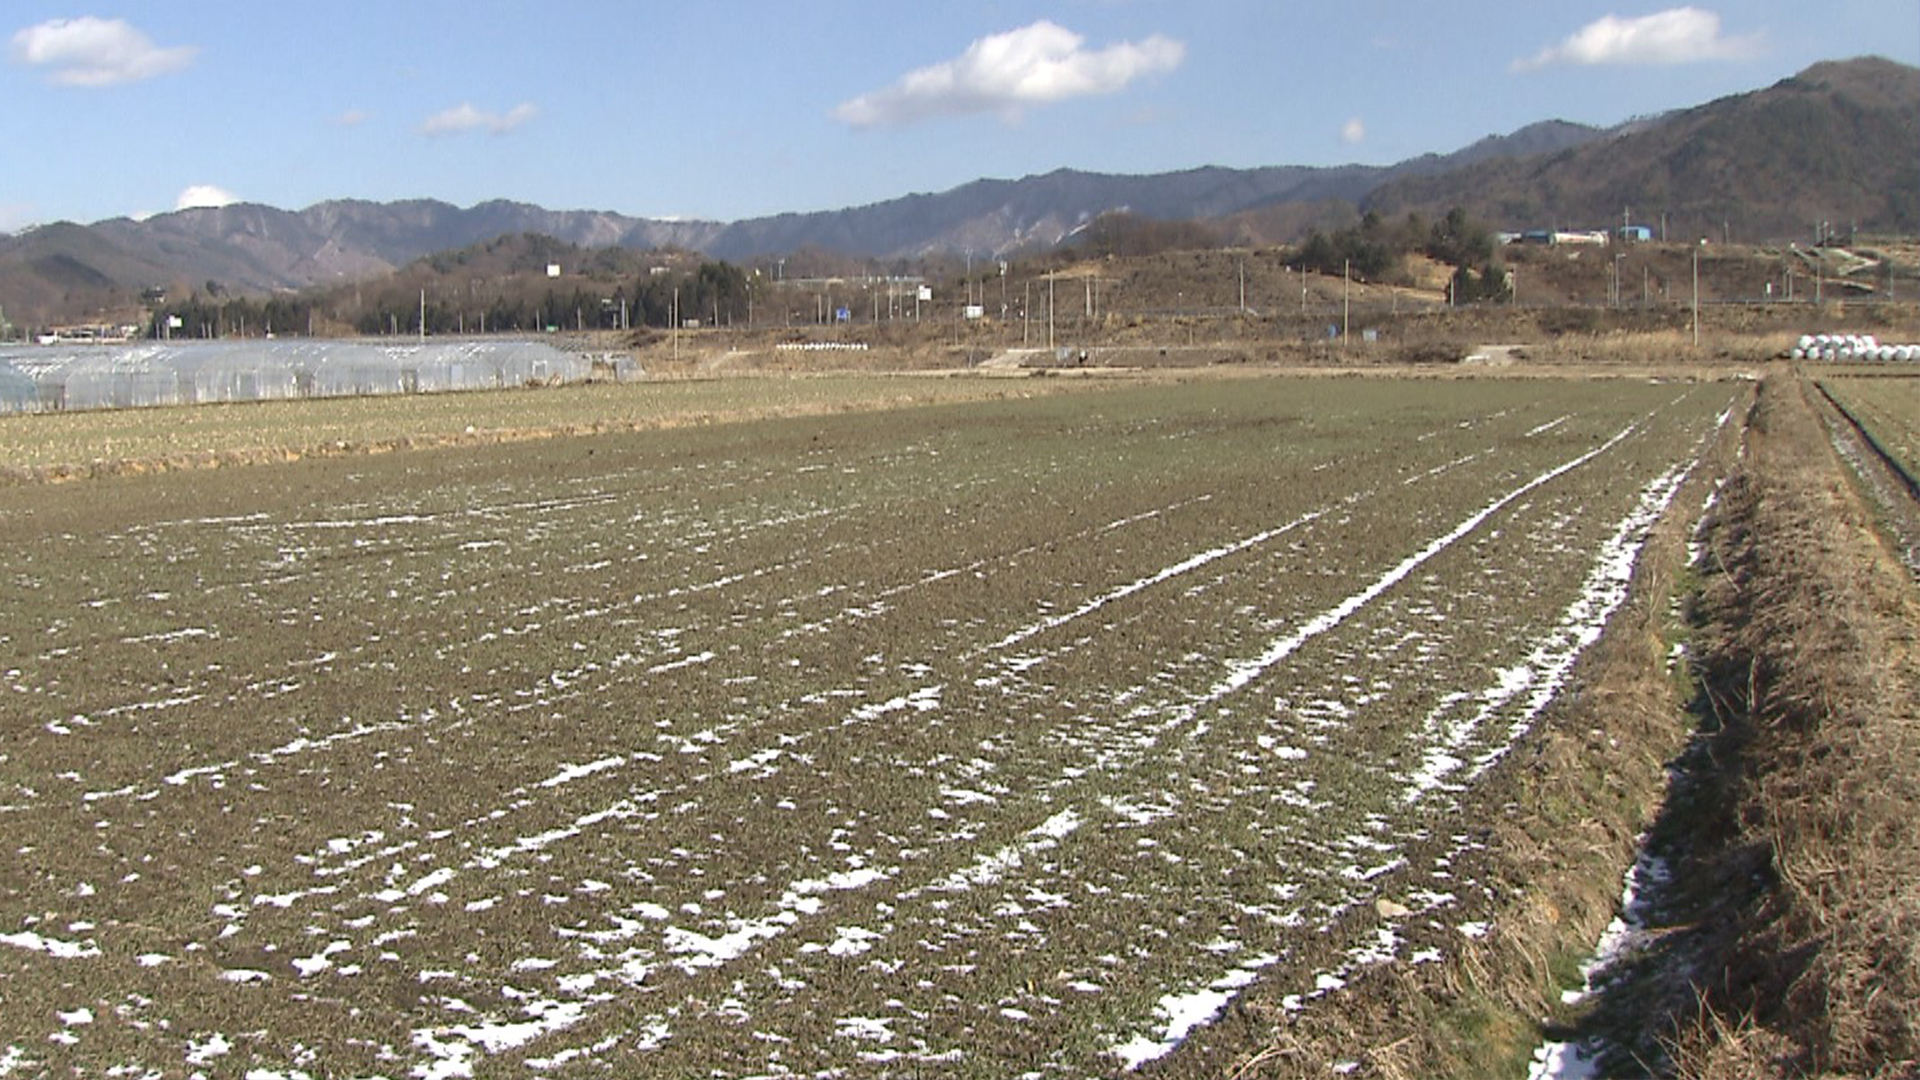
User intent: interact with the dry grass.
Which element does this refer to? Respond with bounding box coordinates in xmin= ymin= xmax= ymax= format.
xmin=1676 ymin=372 xmax=1920 ymax=1076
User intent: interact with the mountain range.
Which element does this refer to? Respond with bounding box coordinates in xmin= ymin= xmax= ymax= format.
xmin=2 ymin=56 xmax=1914 ymax=327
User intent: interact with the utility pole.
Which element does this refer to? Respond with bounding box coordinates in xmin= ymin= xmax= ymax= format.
xmin=1044 ymin=270 xmax=1059 ymax=351
xmin=1342 ymin=259 xmax=1350 ymax=349
xmin=1691 ymin=245 xmax=1700 ymax=348
xmin=419 ymin=288 xmax=426 ymax=341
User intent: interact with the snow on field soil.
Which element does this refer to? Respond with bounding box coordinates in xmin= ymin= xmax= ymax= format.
xmin=0 ymin=379 xmax=1737 ymax=1077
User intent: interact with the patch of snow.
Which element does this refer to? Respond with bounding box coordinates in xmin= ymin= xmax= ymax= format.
xmin=1110 ymin=955 xmax=1278 ymax=1070
xmin=916 ymin=809 xmax=1082 ymax=893
xmin=537 ymin=756 xmax=624 ymax=788
xmin=835 ymin=1016 xmax=894 ymax=1043
xmin=1528 ymin=1039 xmax=1600 ymax=1080
xmin=185 ymin=1032 xmax=232 ymax=1065
xmin=0 ymin=931 xmax=99 ymax=959
xmin=827 ymin=925 xmax=882 ymax=957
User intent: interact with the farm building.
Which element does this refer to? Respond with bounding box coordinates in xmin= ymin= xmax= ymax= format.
xmin=0 ymin=339 xmax=629 ymax=414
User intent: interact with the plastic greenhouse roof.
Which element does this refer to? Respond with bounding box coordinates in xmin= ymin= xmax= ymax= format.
xmin=0 ymin=339 xmax=625 ymax=413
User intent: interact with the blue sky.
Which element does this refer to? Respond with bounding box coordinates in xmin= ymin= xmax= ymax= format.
xmin=3 ymin=2 xmax=1916 ymax=232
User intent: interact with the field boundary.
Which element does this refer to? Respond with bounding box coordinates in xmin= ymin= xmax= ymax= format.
xmin=1656 ymin=374 xmax=1920 ymax=1076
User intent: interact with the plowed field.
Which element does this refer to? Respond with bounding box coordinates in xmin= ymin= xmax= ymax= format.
xmin=0 ymin=375 xmax=1740 ymax=1078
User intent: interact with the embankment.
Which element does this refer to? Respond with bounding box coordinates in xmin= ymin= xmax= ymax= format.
xmin=1669 ymin=373 xmax=1919 ymax=1076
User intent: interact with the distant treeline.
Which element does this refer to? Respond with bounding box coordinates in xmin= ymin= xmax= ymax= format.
xmin=150 ymin=252 xmax=755 ymax=338
xmin=146 ymin=206 xmax=1519 ymax=339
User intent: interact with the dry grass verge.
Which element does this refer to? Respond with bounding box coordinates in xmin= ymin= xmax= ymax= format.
xmin=1672 ymin=373 xmax=1920 ymax=1076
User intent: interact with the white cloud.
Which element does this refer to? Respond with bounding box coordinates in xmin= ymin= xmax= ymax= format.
xmin=834 ymin=20 xmax=1185 ymax=128
xmin=420 ymin=102 xmax=538 ymax=136
xmin=8 ymin=16 xmax=196 ymax=87
xmin=1514 ymin=7 xmax=1761 ymax=71
xmin=176 ymin=185 xmax=239 ymax=211
xmin=335 ymin=108 xmax=370 ymax=127
xmin=1341 ymin=117 xmax=1366 ymax=144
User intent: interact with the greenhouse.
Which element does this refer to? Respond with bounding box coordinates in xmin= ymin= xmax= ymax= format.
xmin=0 ymin=339 xmax=631 ymax=414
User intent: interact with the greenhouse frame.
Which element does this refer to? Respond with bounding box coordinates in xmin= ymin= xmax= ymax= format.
xmin=0 ymin=339 xmax=633 ymax=414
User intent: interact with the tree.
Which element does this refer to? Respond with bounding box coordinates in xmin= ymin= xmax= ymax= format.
xmin=1450 ymin=262 xmax=1511 ymax=304
xmin=1425 ymin=207 xmax=1496 ymax=267
xmin=635 ymin=261 xmax=750 ymax=328
xmin=1290 ymin=220 xmax=1401 ymax=282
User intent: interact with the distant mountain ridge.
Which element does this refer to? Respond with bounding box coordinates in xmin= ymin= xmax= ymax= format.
xmin=2 ymin=57 xmax=1913 ymax=326
xmin=40 ymin=115 xmax=1607 ymax=287
xmin=697 ymin=119 xmax=1605 ymax=261
xmin=1363 ymin=56 xmax=1920 ymax=239
xmin=0 ymin=118 xmax=1605 ymax=321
